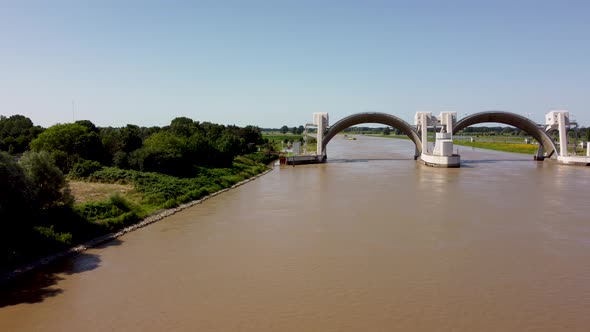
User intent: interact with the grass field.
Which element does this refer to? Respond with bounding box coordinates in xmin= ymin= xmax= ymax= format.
xmin=69 ymin=181 xmax=136 ymax=204
xmin=452 ymin=141 xmax=539 ymax=154
xmin=368 ymin=133 xmax=539 ymax=154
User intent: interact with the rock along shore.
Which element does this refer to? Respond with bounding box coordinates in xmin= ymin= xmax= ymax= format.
xmin=1 ymin=167 xmax=274 ymax=282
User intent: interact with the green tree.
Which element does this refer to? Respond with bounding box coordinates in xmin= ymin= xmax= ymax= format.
xmin=280 ymin=125 xmax=289 ymax=134
xmin=383 ymin=127 xmax=391 ymax=135
xmin=141 ymin=126 xmax=161 ymax=139
xmin=132 ymin=131 xmax=190 ymax=176
xmin=99 ymin=125 xmax=143 ymax=166
xmin=297 ymin=125 xmax=305 ymax=135
xmin=100 ymin=127 xmax=121 ymax=160
xmin=201 ymin=121 xmax=224 ymax=140
xmin=0 ymin=115 xmax=44 ymax=154
xmin=19 ymin=151 xmax=72 ymax=209
xmin=75 ymin=120 xmax=99 ymax=134
xmin=239 ymin=125 xmax=263 ymax=146
xmin=30 ymin=123 xmax=105 ymax=171
xmin=170 ymin=117 xmax=196 ymax=137
xmin=120 ymin=124 xmax=143 ymax=152
xmin=0 ymin=152 xmax=36 ymax=223
xmin=215 ymin=132 xmax=242 ymax=165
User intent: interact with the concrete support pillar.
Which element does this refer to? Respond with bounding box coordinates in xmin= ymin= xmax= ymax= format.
xmin=316 ymin=123 xmax=324 ymax=156
xmin=558 ymin=112 xmax=568 ymax=156
xmin=314 ymin=112 xmax=328 ymax=157
xmin=432 ymin=123 xmax=437 ymax=148
xmin=535 ymin=144 xmax=545 ymax=161
xmin=440 ymin=112 xmax=456 ymax=136
xmin=587 ymin=142 xmax=590 ymax=157
xmin=414 ymin=112 xmax=432 ymax=155
xmin=420 ymin=113 xmax=428 ymax=154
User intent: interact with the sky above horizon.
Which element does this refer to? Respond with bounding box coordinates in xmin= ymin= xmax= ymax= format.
xmin=1 ymin=0 xmax=589 ymax=128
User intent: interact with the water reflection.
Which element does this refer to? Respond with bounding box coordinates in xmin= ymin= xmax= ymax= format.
xmin=0 ymin=239 xmax=122 ymax=307
xmin=0 ymin=253 xmax=101 ymax=307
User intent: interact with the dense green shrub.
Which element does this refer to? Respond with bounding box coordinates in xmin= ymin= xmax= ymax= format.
xmin=76 ymin=194 xmax=139 ymax=222
xmin=70 ymin=159 xmax=104 ymax=178
xmin=242 ymin=152 xmax=278 ymax=165
xmin=101 ymin=211 xmax=141 ymax=230
xmin=88 ymin=155 xmax=269 ymax=208
xmin=34 ymin=225 xmax=73 ymax=246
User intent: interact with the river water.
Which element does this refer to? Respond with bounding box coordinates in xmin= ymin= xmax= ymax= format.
xmin=2 ymin=136 xmax=590 ymax=331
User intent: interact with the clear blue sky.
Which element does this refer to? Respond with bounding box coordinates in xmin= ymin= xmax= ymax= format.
xmin=1 ymin=0 xmax=588 ymax=128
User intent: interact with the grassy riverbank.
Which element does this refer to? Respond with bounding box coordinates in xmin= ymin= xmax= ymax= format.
xmin=368 ymin=133 xmax=541 ymax=154
xmin=452 ymin=140 xmax=539 ymax=154
xmin=1 ymin=153 xmax=275 ymax=275
xmin=369 ymin=134 xmax=410 ymax=140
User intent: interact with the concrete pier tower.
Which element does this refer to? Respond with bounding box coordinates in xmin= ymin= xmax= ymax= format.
xmin=415 ymin=112 xmax=460 ymax=167
xmin=545 ymin=110 xmax=570 ymax=157
xmin=547 ymin=110 xmax=590 ymax=165
xmin=313 ymin=112 xmax=329 ymax=157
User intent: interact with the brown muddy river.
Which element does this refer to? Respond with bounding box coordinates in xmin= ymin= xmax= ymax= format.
xmin=2 ymin=136 xmax=590 ymax=331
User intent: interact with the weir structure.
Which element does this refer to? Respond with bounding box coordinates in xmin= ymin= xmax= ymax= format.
xmin=301 ymin=110 xmax=587 ymax=167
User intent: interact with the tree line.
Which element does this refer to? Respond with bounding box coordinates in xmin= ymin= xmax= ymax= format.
xmin=1 ymin=115 xmax=265 ymax=177
xmin=273 ymin=125 xmax=305 ymax=135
